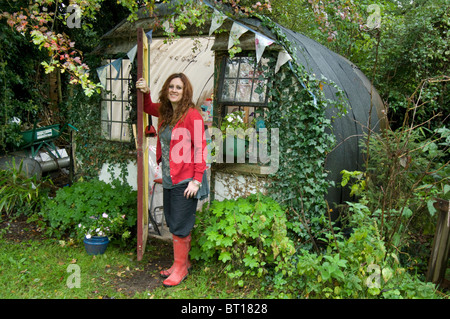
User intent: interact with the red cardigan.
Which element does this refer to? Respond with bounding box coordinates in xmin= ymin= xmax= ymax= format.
xmin=144 ymin=93 xmax=206 ymax=184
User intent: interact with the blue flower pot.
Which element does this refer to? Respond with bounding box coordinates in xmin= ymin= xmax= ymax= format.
xmin=84 ymin=236 xmax=109 ymax=255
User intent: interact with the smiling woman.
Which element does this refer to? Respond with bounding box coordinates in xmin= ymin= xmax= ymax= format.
xmin=167 ymin=78 xmax=184 ymax=106
xmin=137 ymin=73 xmax=209 ymax=287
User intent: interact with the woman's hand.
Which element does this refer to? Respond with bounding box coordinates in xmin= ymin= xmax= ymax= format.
xmin=136 ymin=77 xmax=150 ymax=94
xmin=184 ymin=181 xmax=200 ymax=199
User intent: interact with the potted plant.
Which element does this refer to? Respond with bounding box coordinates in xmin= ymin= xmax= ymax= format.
xmin=221 ymin=111 xmax=255 ymax=160
xmin=77 ymin=211 xmax=128 ymax=255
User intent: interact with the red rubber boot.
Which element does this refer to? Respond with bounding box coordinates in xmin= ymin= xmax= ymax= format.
xmin=160 ymin=234 xmax=191 ymax=278
xmin=162 ymin=235 xmax=190 ymax=287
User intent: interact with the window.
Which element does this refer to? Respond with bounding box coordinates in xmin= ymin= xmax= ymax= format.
xmin=218 ymin=55 xmax=270 ymax=126
xmin=216 ymin=54 xmax=274 ymax=166
xmin=100 ymin=59 xmax=133 ymax=142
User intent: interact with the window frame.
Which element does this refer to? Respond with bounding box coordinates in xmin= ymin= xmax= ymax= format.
xmin=217 ymin=53 xmax=271 ymax=120
xmin=100 ymin=58 xmax=133 ymax=142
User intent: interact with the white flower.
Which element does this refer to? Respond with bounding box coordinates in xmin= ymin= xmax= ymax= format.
xmin=102 ymin=213 xmax=108 ymax=218
xmin=86 ymin=234 xmax=92 ymax=239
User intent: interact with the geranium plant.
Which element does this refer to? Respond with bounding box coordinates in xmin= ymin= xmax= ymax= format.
xmin=221 ymin=110 xmax=255 ymax=139
xmin=77 ymin=211 xmax=130 ymax=241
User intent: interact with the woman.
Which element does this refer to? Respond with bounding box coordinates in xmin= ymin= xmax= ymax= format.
xmin=136 ymin=73 xmax=208 ymax=287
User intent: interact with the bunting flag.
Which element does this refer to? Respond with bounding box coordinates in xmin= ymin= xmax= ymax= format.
xmin=209 ymin=9 xmax=227 ymax=35
xmin=228 ymin=22 xmax=248 ymax=49
xmin=111 ymin=58 xmax=123 ymax=79
xmin=127 ymin=45 xmax=137 ymax=63
xmin=255 ymin=34 xmax=274 ymax=63
xmin=96 ymin=65 xmax=107 ymax=88
xmin=146 ymin=29 xmax=153 ymax=41
xmin=275 ymin=50 xmax=292 ymax=73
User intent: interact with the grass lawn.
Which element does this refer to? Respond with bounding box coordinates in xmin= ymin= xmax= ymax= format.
xmin=0 ymin=216 xmax=266 ymax=299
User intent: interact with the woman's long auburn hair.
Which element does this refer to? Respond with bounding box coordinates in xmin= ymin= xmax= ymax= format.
xmin=158 ymin=73 xmax=199 ymax=131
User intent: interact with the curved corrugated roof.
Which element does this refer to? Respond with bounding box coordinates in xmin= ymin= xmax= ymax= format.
xmin=277 ymin=26 xmax=386 ymax=204
xmin=148 ymin=37 xmax=215 ymax=107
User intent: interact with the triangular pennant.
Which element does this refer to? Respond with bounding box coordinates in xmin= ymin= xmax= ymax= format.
xmin=127 ymin=45 xmax=137 ymax=63
xmin=146 ymin=29 xmax=153 ymax=41
xmin=255 ymin=34 xmax=274 ymax=63
xmin=209 ymin=9 xmax=227 ymax=35
xmin=228 ymin=22 xmax=248 ymax=49
xmin=275 ymin=50 xmax=292 ymax=73
xmin=96 ymin=65 xmax=107 ymax=88
xmin=111 ymin=58 xmax=123 ymax=79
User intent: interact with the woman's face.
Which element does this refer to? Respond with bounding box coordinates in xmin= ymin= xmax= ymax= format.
xmin=168 ymin=77 xmax=183 ymax=106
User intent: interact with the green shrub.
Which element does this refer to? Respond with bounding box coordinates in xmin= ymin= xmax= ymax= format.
xmin=0 ymin=159 xmax=42 ymax=218
xmin=279 ymin=202 xmax=440 ymax=299
xmin=191 ymin=193 xmax=295 ymax=286
xmin=37 ymin=178 xmax=137 ymax=244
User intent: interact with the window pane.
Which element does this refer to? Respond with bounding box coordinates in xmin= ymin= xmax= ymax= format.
xmin=111 ymin=102 xmax=123 ymax=122
xmin=251 ymin=79 xmax=267 ymax=103
xmin=238 ymin=57 xmax=255 ymax=78
xmin=236 ymin=79 xmax=251 ymax=102
xmin=221 ymin=79 xmax=237 ymax=101
xmin=110 ymin=122 xmax=123 ymax=141
xmin=224 ymin=58 xmax=239 ymax=78
xmin=122 ymin=104 xmax=131 ymax=122
xmin=101 ymin=101 xmax=109 ymax=121
xmin=101 ymin=121 xmax=110 ymax=139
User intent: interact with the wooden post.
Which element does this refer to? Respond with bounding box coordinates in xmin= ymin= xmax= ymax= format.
xmin=426 ymin=198 xmax=450 ymax=285
xmin=136 ymin=28 xmax=150 ymax=261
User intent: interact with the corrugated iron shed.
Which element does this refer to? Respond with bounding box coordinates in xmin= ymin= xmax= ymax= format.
xmin=93 ymin=2 xmax=386 ymax=206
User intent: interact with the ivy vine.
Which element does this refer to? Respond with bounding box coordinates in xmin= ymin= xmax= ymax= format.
xmin=259 ymin=16 xmax=348 ymax=248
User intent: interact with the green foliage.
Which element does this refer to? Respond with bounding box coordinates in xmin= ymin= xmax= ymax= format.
xmin=59 ymin=83 xmax=136 ymax=180
xmin=0 ymin=159 xmax=42 ymax=217
xmin=0 ymin=15 xmax=47 ymax=152
xmin=37 ymin=179 xmax=137 ymax=244
xmin=275 ymin=201 xmax=440 ymax=299
xmin=191 ymin=194 xmax=295 ymax=286
xmin=358 ymin=124 xmax=449 ymax=274
xmin=220 ymin=110 xmax=254 ymax=135
xmin=255 ymin=17 xmax=348 ymax=246
xmin=340 ymin=169 xmax=366 ymax=197
xmin=365 ymin=126 xmax=449 ymax=236
xmin=270 ymin=0 xmax=448 ymax=131
xmin=376 ymin=0 xmax=449 ymax=129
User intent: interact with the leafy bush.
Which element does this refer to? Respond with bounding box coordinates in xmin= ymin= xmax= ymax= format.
xmin=363 ymin=125 xmax=449 ymax=271
xmin=191 ymin=193 xmax=295 ymax=286
xmin=276 ymin=202 xmax=440 ymax=299
xmin=37 ymin=179 xmax=137 ymax=244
